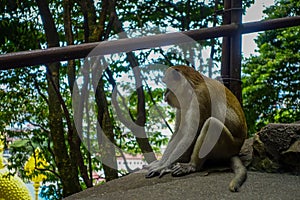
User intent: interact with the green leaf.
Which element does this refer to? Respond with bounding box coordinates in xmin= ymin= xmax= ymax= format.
xmin=10 ymin=139 xmax=30 ymax=148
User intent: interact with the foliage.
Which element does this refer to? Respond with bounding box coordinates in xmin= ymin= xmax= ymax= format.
xmin=242 ymin=0 xmax=300 ymax=134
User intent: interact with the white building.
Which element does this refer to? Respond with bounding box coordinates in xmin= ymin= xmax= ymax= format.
xmin=117 ymin=153 xmax=147 ymax=172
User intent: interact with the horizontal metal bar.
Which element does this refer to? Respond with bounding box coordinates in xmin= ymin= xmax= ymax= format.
xmin=0 ymin=24 xmax=238 ymax=70
xmin=1 ymin=16 xmax=300 ymax=70
xmin=242 ymin=15 xmax=300 ymax=34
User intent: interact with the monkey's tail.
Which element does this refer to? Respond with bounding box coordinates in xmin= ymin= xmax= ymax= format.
xmin=229 ymin=156 xmax=247 ymax=192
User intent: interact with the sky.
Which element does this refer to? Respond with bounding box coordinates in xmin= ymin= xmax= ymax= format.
xmin=242 ymin=0 xmax=275 ymax=57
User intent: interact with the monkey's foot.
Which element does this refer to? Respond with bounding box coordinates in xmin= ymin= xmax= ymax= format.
xmin=171 ymin=162 xmax=196 ymax=177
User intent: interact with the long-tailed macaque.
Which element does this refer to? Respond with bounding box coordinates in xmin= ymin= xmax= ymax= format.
xmin=145 ymin=65 xmax=247 ymax=192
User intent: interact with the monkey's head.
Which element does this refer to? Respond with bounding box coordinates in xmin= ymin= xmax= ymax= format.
xmin=163 ymin=65 xmax=203 ymax=109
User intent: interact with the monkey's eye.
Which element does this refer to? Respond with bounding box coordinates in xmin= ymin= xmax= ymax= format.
xmin=171 ymin=69 xmax=181 ymax=81
xmin=163 ymin=68 xmax=181 ymax=84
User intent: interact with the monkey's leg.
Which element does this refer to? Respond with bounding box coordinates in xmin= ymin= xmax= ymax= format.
xmin=171 ymin=117 xmax=241 ymax=176
xmin=172 ymin=117 xmax=247 ymax=191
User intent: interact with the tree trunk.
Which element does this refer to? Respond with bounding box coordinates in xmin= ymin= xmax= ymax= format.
xmin=63 ymin=0 xmax=93 ymax=188
xmin=36 ymin=0 xmax=82 ymax=197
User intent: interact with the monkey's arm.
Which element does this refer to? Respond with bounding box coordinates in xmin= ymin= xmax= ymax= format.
xmin=144 ymin=109 xmax=182 ymax=172
xmin=156 ymin=109 xmax=182 ymax=165
xmin=145 ymin=109 xmax=183 ymax=172
xmin=146 ymin=131 xmax=196 ymax=178
xmin=145 ymin=131 xmax=183 ymax=177
xmin=146 ymin=99 xmax=200 ymax=177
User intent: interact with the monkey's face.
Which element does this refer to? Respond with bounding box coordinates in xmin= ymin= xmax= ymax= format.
xmin=164 ymin=88 xmax=180 ymax=108
xmin=162 ymin=68 xmax=185 ymax=109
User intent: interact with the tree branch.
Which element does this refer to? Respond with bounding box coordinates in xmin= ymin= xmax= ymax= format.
xmin=32 ymin=75 xmax=49 ymax=105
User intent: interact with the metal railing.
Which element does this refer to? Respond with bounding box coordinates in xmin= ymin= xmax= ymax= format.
xmin=0 ymin=16 xmax=300 ymax=70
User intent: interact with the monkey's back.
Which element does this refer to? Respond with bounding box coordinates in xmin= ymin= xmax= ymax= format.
xmin=197 ymin=76 xmax=247 ymax=140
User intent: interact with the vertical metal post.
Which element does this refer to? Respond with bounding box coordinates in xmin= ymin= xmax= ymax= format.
xmin=230 ymin=0 xmax=242 ymax=102
xmin=221 ymin=0 xmax=231 ymax=88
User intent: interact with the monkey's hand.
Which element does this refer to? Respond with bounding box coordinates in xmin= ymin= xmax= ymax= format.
xmin=145 ymin=169 xmax=160 ymax=178
xmin=143 ymin=160 xmax=160 ymax=170
xmin=145 ymin=165 xmax=173 ymax=178
xmin=171 ymin=162 xmax=196 ymax=177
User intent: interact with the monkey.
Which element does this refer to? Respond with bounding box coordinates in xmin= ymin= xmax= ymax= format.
xmin=145 ymin=65 xmax=247 ymax=192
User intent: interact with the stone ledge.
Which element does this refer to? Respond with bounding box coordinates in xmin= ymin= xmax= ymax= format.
xmin=65 ymin=171 xmax=300 ymax=200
